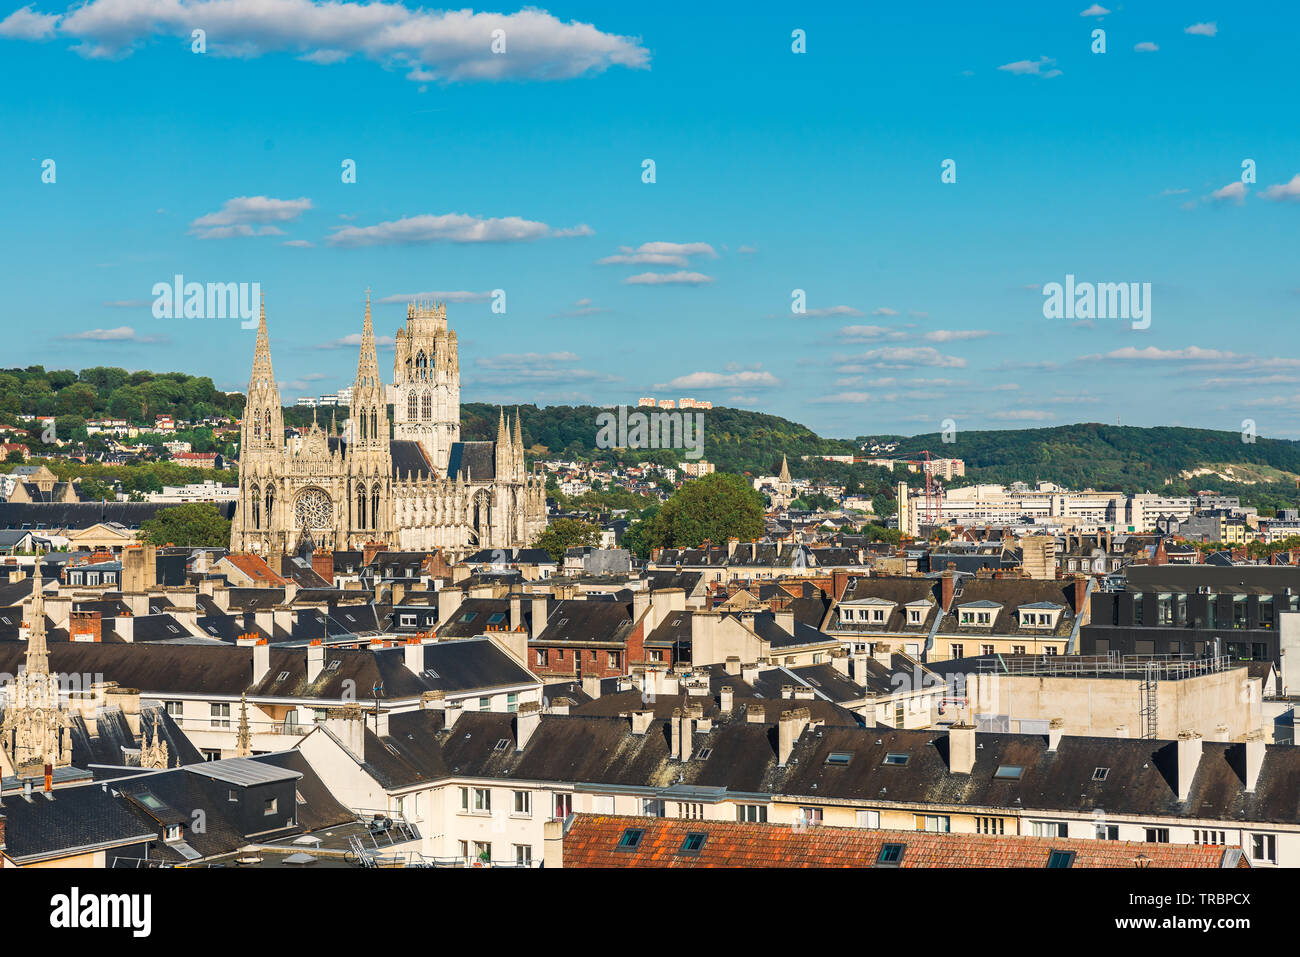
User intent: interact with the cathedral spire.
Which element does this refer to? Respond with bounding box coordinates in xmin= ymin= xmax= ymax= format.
xmin=26 ymin=567 xmax=49 ymax=676
xmin=497 ymin=406 xmax=507 ymax=445
xmin=236 ymin=692 xmax=251 ymax=757
xmin=513 ymin=407 xmax=523 ymax=448
xmin=252 ymin=294 xmax=275 ymax=384
xmin=779 ymin=453 xmax=791 ymax=484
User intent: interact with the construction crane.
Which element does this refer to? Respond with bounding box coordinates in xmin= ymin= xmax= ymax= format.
xmin=893 ymin=449 xmax=944 ymax=527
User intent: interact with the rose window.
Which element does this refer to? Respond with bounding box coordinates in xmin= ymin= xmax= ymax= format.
xmin=294 ymin=488 xmax=333 ymax=530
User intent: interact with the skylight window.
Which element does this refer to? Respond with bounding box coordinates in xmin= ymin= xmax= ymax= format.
xmin=1047 ymin=850 xmax=1076 ymax=868
xmin=994 ymin=765 xmax=1023 ymax=780
xmin=1092 ymin=767 xmax=1110 ymax=781
xmin=826 ymin=752 xmax=852 ymax=766
xmin=680 ymin=833 xmax=707 ymax=855
xmin=883 ymin=753 xmax=909 ymax=766
xmin=494 ymin=738 xmax=511 ymax=751
xmin=487 ymin=613 xmax=506 ymax=625
xmin=459 ymin=611 xmax=477 ymax=623
xmin=877 ymin=843 xmax=905 ymax=866
xmin=617 ymin=828 xmax=644 ymax=850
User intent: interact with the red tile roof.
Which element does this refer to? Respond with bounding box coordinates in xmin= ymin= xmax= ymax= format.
xmin=222 ymin=552 xmax=287 ymax=586
xmin=562 ymin=815 xmax=1245 ymax=869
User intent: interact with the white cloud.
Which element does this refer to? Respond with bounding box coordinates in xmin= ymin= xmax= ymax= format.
xmin=810 ymin=392 xmax=872 ymax=404
xmin=845 ymin=347 xmax=966 ymax=369
xmin=1089 ymin=346 xmax=1240 ymax=362
xmin=17 ymin=0 xmax=649 ymax=82
xmin=58 ymin=325 xmax=165 ymax=343
xmin=871 ymin=306 xmax=899 ymax=316
xmin=623 ymin=271 xmax=714 ymax=285
xmin=988 ymin=409 xmax=1054 ymax=421
xmin=282 ymin=239 xmax=314 ymax=247
xmin=468 ymin=351 xmax=617 ymax=386
xmin=316 ymin=333 xmax=397 ymax=349
xmin=1210 ymin=182 xmax=1247 ymax=205
xmin=659 ymin=370 xmax=780 ymax=389
xmin=797 ymin=305 xmax=864 ymax=319
xmin=998 ymin=56 xmax=1061 ymax=78
xmin=326 ymin=212 xmax=584 ymax=247
xmin=0 ymin=4 xmax=59 ymax=39
xmin=189 ymin=195 xmax=312 ymax=239
xmin=1134 ymin=41 xmax=1159 ymax=52
xmin=1185 ymin=22 xmax=1217 ymax=37
xmin=597 ymin=241 xmax=716 ymax=267
xmin=837 ymin=325 xmax=907 ymax=341
xmin=923 ymin=329 xmax=991 ymax=342
xmin=1261 ymin=174 xmax=1300 ymax=202
xmin=1079 ymin=4 xmax=1110 ymax=16
xmin=377 ymin=289 xmax=491 ymax=303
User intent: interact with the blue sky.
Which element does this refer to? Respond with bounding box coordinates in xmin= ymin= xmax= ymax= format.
xmin=1 ymin=1 xmax=1297 ymax=440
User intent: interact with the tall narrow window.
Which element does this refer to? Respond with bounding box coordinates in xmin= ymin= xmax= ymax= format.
xmin=421 ymin=390 xmax=433 ymax=421
xmin=251 ymin=484 xmax=261 ymax=528
xmin=407 ymin=392 xmax=418 ymax=420
xmin=356 ymin=483 xmax=367 ymax=529
xmin=371 ymin=486 xmax=380 ymax=528
xmin=264 ymin=485 xmax=274 ymax=528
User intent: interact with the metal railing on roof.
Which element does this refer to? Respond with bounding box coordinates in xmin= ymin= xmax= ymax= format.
xmin=976 ymin=652 xmax=1233 ymax=680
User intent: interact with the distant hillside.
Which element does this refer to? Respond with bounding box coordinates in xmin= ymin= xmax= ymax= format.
xmin=461 ymin=403 xmax=856 ymax=475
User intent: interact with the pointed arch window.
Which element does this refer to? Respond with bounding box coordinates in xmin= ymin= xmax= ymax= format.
xmin=371 ymin=485 xmax=380 ymax=529
xmin=407 ymin=392 xmax=419 ymax=420
xmin=264 ymin=409 xmax=272 ymax=444
xmin=416 ymin=351 xmax=428 ymax=380
xmin=251 ymin=483 xmax=261 ymax=529
xmin=356 ymin=483 xmax=367 ymax=530
xmin=264 ymin=485 xmax=275 ymax=528
xmin=421 ymin=390 xmax=432 ymax=421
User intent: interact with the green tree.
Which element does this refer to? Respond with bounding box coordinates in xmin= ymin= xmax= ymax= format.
xmin=533 ymin=518 xmax=602 ymax=562
xmin=861 ymin=524 xmax=903 ymax=545
xmin=138 ymin=503 xmax=232 ymax=547
xmin=642 ymin=472 xmax=764 ymax=550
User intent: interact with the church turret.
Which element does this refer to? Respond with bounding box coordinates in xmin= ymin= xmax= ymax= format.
xmin=242 ymin=298 xmax=284 ymax=454
xmin=350 ymin=290 xmax=388 ymax=451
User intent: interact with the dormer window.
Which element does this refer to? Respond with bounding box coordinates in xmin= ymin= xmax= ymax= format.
xmin=164 ymin=825 xmax=182 ymax=843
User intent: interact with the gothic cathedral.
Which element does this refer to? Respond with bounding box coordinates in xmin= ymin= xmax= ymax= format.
xmin=229 ymin=295 xmax=547 ymax=558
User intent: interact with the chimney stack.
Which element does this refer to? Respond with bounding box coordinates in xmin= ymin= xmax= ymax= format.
xmin=44 ymin=763 xmax=53 ymax=793
xmin=777 ymin=707 xmax=810 ymax=766
xmin=307 ymin=640 xmax=325 ymax=682
xmin=509 ymin=593 xmax=523 ymax=632
xmin=1245 ymin=730 xmax=1265 ymax=793
xmin=531 ymin=595 xmax=549 ymax=639
xmin=444 ymin=700 xmax=463 ymax=730
xmin=325 ymin=704 xmax=364 ymax=760
xmin=1073 ymin=574 xmax=1089 ymax=614
xmin=719 ymin=685 xmax=734 ymax=715
xmin=1048 ymin=717 xmax=1064 ymax=752
xmin=516 ymin=702 xmax=541 ymax=750
xmin=311 ymin=549 xmax=334 ymax=586
xmin=253 ymin=639 xmax=270 ymax=684
xmin=581 ymin=674 xmax=602 ymax=700
xmin=873 ymin=642 xmax=893 ymax=666
xmin=948 ymin=723 xmax=976 ymax=774
xmin=1176 ymin=730 xmax=1203 ymax=802
xmin=630 ymin=710 xmax=654 ymax=735
xmin=404 ymin=637 xmax=424 ymax=674
xmin=774 ymin=608 xmax=795 ymax=634
xmin=941 ymin=566 xmax=956 ymax=612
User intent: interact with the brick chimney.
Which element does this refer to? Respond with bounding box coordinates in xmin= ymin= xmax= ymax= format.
xmin=1073 ymin=574 xmax=1089 ymax=614
xmin=941 ymin=564 xmax=956 ymax=612
xmin=311 ymin=549 xmax=334 ymax=585
xmin=253 ymin=639 xmax=270 ymax=683
xmin=362 ymin=540 xmax=387 ymax=567
xmin=832 ymin=569 xmax=849 ymax=602
xmin=44 ymin=763 xmax=53 ymax=793
xmin=70 ymin=610 xmax=102 ymax=643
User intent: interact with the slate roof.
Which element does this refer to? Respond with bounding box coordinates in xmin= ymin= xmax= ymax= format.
xmin=532 ymin=599 xmax=636 ymax=646
xmin=391 ymin=440 xmax=433 ymax=480
xmin=0 ymin=502 xmax=236 ymax=531
xmin=447 ymin=441 xmax=496 ymax=482
xmin=0 ymin=780 xmax=158 ymax=864
xmin=561 ymin=814 xmax=1245 ymax=868
xmin=936 ymin=579 xmax=1079 ymax=637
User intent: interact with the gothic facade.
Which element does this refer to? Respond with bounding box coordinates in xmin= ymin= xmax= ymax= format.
xmin=229 ymin=296 xmax=547 ymax=559
xmin=0 ymin=571 xmax=73 ymax=776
